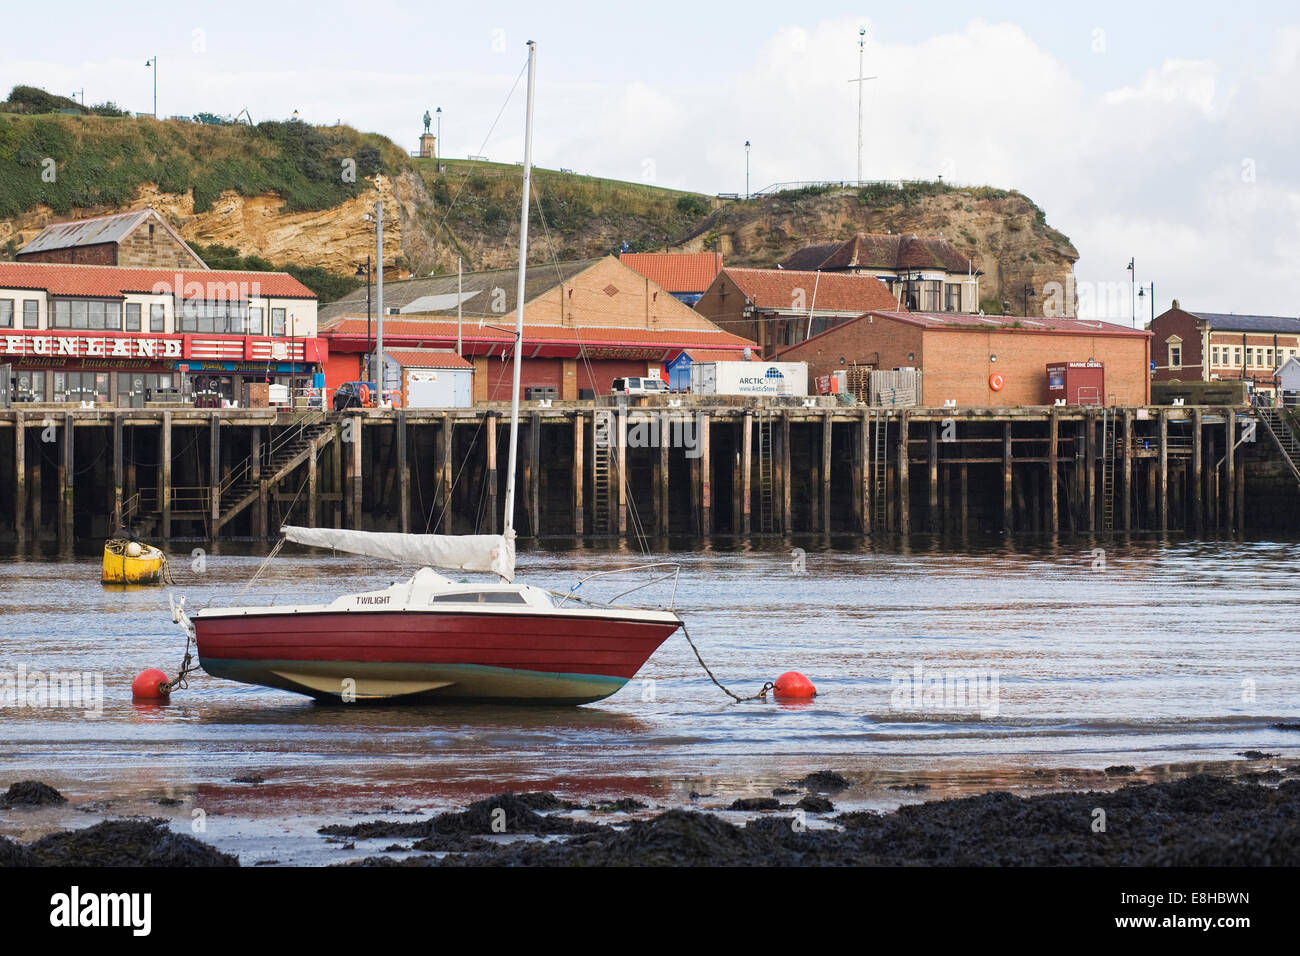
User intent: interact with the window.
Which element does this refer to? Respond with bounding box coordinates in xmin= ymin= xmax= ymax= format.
xmin=944 ymin=283 xmax=962 ymax=312
xmin=125 ymin=303 xmax=141 ymax=331
xmin=23 ymin=300 xmax=38 ymax=329
xmin=248 ymin=306 xmax=263 ymax=335
xmin=0 ymin=299 xmax=11 ymax=328
xmin=54 ymin=370 xmax=109 ymax=403
xmin=1169 ymin=345 xmax=1182 ymax=368
xmin=15 ymin=370 xmax=45 ymax=401
xmin=1211 ymin=346 xmax=1222 ymax=366
xmin=177 ymin=299 xmax=250 ymax=333
xmin=920 ymin=280 xmax=942 ymax=312
xmin=271 ymin=308 xmax=286 ymax=336
xmin=1233 ymin=347 xmax=1242 ymax=367
xmin=431 ymin=591 xmax=528 ymax=605
xmin=150 ymin=303 xmax=166 ymax=332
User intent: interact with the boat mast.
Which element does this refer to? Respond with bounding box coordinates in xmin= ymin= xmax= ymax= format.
xmin=502 ymin=40 xmax=536 ymax=538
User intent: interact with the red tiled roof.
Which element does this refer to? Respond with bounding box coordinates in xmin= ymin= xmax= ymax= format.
xmin=0 ymin=261 xmax=315 ymax=299
xmin=619 ymin=252 xmax=724 ymax=293
xmin=384 ymin=348 xmax=474 ymax=369
xmin=869 ymin=311 xmax=1152 ymax=337
xmin=720 ymin=268 xmax=900 ymax=313
xmin=779 ymin=233 xmax=979 ymax=275
xmin=324 ymin=316 xmax=756 ymax=350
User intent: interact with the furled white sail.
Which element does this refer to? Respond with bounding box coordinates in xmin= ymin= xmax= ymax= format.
xmin=281 ymin=526 xmax=516 ymax=581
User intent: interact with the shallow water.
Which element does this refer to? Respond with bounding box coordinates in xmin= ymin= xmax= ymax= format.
xmin=1 ymin=535 xmax=1298 ymax=862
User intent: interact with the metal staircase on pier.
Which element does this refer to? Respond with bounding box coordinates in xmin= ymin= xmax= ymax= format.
xmin=1100 ymin=410 xmax=1117 ymax=531
xmin=757 ymin=411 xmax=775 ymax=532
xmin=1255 ymin=407 xmax=1300 ymax=485
xmin=592 ymin=410 xmax=614 ymax=533
xmin=872 ymin=410 xmax=889 ymax=529
xmin=215 ymin=408 xmax=335 ymax=532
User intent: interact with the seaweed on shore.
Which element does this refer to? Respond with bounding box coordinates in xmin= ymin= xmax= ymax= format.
xmin=1 ymin=819 xmax=237 ymax=867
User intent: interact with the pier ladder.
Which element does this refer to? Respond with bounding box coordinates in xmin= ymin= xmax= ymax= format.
xmin=592 ymin=410 xmax=614 ymax=532
xmin=757 ymin=410 xmax=775 ymax=532
xmin=873 ymin=410 xmax=889 ymax=529
xmin=1100 ymin=410 xmax=1116 ymax=531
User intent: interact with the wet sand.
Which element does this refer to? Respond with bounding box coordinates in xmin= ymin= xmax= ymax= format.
xmin=3 ymin=759 xmax=1298 ymax=866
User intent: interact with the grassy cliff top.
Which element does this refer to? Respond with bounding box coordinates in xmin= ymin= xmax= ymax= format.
xmin=0 ymin=111 xmax=411 ymax=218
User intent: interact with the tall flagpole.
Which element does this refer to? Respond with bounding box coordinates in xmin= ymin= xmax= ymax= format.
xmin=848 ymin=29 xmax=877 ymax=186
xmin=502 ymin=41 xmax=536 ymax=538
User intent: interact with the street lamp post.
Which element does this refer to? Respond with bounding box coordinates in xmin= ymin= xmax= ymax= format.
xmin=354 ymin=256 xmax=372 ymax=379
xmin=745 ymin=140 xmax=751 ymax=199
xmin=436 ymin=107 xmax=441 ymax=159
xmin=144 ymin=56 xmax=157 ymax=117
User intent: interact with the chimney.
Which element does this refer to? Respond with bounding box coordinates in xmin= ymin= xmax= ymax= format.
xmin=1172 ymin=298 xmax=1180 ymax=310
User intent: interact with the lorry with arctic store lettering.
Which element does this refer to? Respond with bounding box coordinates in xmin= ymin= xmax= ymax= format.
xmin=689 ymin=360 xmax=809 ymax=397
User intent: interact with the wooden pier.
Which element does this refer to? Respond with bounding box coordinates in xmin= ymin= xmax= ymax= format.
xmin=0 ymin=402 xmax=1290 ymax=546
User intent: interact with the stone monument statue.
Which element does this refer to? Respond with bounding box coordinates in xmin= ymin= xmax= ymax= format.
xmin=423 ymin=110 xmax=431 ymax=134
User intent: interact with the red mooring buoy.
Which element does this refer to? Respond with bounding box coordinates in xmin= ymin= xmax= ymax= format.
xmin=132 ymin=668 xmax=171 ymax=701
xmin=773 ymin=671 xmax=816 ymax=699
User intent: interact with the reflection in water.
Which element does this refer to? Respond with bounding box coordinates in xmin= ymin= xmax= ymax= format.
xmin=2 ymin=534 xmax=1299 ymax=825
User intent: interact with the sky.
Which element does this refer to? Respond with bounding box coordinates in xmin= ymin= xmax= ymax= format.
xmin=3 ymin=0 xmax=1298 ymax=320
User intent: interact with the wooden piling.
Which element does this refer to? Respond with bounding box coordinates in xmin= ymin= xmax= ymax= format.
xmin=486 ymin=414 xmax=498 ymax=534
xmin=572 ymin=412 xmax=583 ymax=536
xmin=1223 ymin=408 xmax=1235 ymax=530
xmin=821 ymin=414 xmax=833 ymax=533
xmin=898 ymin=411 xmax=910 ymax=536
xmin=14 ymin=412 xmax=25 ymax=545
xmin=1158 ymin=410 xmax=1168 ymax=532
xmin=927 ymin=421 xmax=939 ymax=533
xmin=307 ymin=434 xmax=318 ymax=529
xmin=1122 ymin=410 xmax=1133 ymax=531
xmin=654 ymin=412 xmax=667 ymax=534
xmin=742 ymin=411 xmax=753 ymax=536
xmin=699 ymin=411 xmax=711 ymax=535
xmin=160 ymin=412 xmax=172 ymax=538
xmin=1048 ymin=410 xmax=1059 ymax=535
xmin=862 ymin=412 xmax=872 ymax=534
xmin=960 ymin=462 xmax=969 ymax=537
xmin=781 ymin=414 xmax=791 ymax=533
xmin=209 ymin=412 xmax=221 ymax=528
xmin=1002 ymin=421 xmax=1013 ymax=533
xmin=441 ymin=414 xmax=456 ymax=534
xmin=60 ymin=412 xmax=74 ymax=547
xmin=349 ymin=415 xmax=363 ymax=528
xmin=1191 ymin=407 xmax=1203 ymax=534
xmin=112 ymin=413 xmax=124 ymax=529
xmin=616 ymin=409 xmax=627 ymax=536
xmin=396 ymin=411 xmax=409 ymax=533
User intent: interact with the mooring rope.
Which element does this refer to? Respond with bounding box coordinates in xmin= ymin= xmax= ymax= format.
xmin=679 ymin=621 xmax=773 ymax=703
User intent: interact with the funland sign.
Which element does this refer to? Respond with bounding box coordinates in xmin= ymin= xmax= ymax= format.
xmin=2 ymin=332 xmax=183 ymax=359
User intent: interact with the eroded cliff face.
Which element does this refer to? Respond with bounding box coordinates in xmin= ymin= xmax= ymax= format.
xmin=679 ymin=187 xmax=1079 ymax=314
xmin=0 ymin=168 xmax=440 ymax=279
xmin=0 ymin=174 xmax=1076 ymax=314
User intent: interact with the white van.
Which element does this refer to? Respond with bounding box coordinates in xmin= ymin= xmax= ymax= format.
xmin=611 ymin=377 xmax=669 ymax=395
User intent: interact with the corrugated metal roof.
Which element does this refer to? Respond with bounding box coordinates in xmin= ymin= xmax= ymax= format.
xmin=869 ymin=311 xmax=1151 ymax=337
xmin=19 ymin=210 xmax=154 ymax=254
xmin=1190 ymin=311 xmax=1300 ymax=334
xmin=320 ymin=259 xmax=594 ymax=322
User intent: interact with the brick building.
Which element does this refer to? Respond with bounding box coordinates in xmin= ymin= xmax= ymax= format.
xmin=1150 ymin=302 xmax=1300 ymax=401
xmin=778 ymin=233 xmax=981 ymax=313
xmin=16 ymin=209 xmax=208 ymax=270
xmin=319 ymin=256 xmax=754 ymax=401
xmin=779 ymin=310 xmax=1151 ymax=406
xmin=693 ymin=267 xmax=899 ymax=359
xmin=0 ymin=261 xmax=320 ymax=405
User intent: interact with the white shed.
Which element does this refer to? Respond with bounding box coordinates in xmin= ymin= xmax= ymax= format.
xmin=383 ymin=348 xmax=474 ymax=408
xmin=1278 ymin=356 xmax=1300 ymax=406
